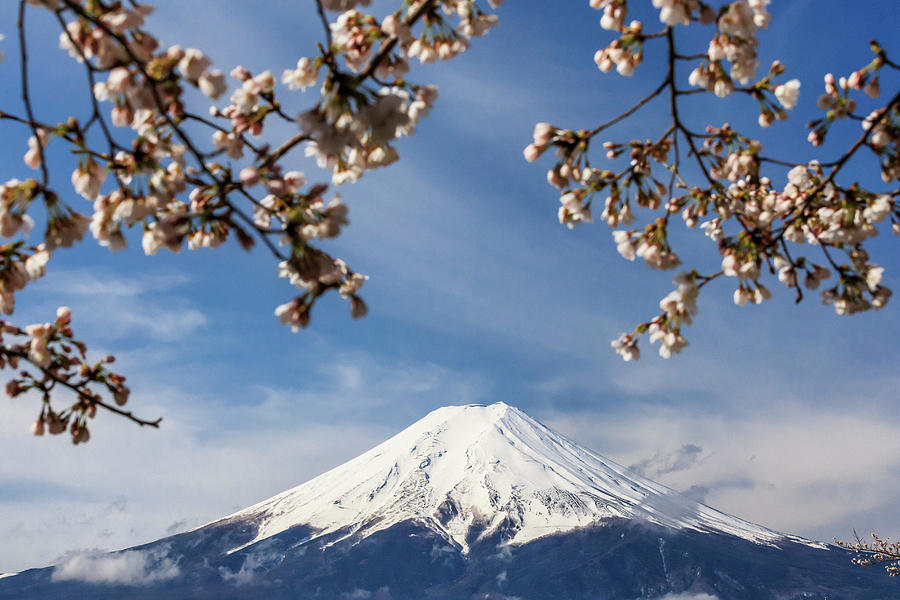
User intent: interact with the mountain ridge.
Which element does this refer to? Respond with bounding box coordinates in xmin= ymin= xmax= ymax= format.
xmin=207 ymin=402 xmax=819 ymax=555
xmin=3 ymin=401 xmax=893 ymax=600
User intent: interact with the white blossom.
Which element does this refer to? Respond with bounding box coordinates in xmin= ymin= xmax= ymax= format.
xmin=71 ymin=160 xmax=106 ymax=201
xmin=198 ymin=69 xmax=227 ymax=99
xmin=178 ymin=48 xmax=210 ymax=81
xmin=774 ymin=79 xmax=801 ymax=110
xmin=282 ymin=58 xmax=319 ymax=91
xmin=611 ymin=334 xmax=640 ymax=361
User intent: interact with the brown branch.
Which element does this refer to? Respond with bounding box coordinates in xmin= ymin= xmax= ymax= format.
xmin=770 ymin=86 xmax=900 ymax=247
xmin=91 ymin=396 xmax=162 ymax=428
xmin=5 ymin=348 xmax=162 ymax=428
xmin=590 ymin=77 xmax=668 ymax=137
xmin=267 ymin=132 xmax=311 ymax=165
xmin=182 ymin=112 xmax=262 ymax=155
xmin=18 ymin=0 xmax=49 ymax=187
xmin=665 ymin=28 xmax=716 ymax=188
xmin=822 ymin=87 xmax=900 ymax=188
xmin=0 ymin=111 xmax=124 ymax=167
xmin=59 ymin=0 xmax=287 ymax=262
xmin=315 ymin=0 xmax=333 ymax=49
xmin=356 ymin=0 xmax=437 ymax=84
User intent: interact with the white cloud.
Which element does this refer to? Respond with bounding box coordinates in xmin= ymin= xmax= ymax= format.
xmin=542 ymin=402 xmax=900 ymax=543
xmin=51 ymin=546 xmax=179 ymax=585
xmin=38 ymin=271 xmax=190 ymax=298
xmin=218 ymin=549 xmax=282 ymax=585
xmin=247 ymin=352 xmax=491 ymax=422
xmin=630 ymin=444 xmax=705 ymax=479
xmin=0 ymin=404 xmax=391 ymax=573
xmin=22 ymin=269 xmax=206 ymax=342
xmin=652 ymin=594 xmax=719 ymax=600
xmin=339 ymin=587 xmax=394 ymax=600
xmin=0 ymin=347 xmax=487 ymax=573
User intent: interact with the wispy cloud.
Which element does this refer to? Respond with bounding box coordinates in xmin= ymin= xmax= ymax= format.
xmin=338 ymin=587 xmax=395 ymax=600
xmin=218 ymin=548 xmax=283 ymax=585
xmin=239 ymin=351 xmax=491 ymax=426
xmin=651 ymin=594 xmax=719 ymax=600
xmin=0 ymin=345 xmax=486 ymax=573
xmin=542 ymin=402 xmax=900 ymax=543
xmin=51 ymin=546 xmax=180 ymax=585
xmin=22 ymin=269 xmax=206 ymax=342
xmin=38 ymin=271 xmax=190 ymax=298
xmin=630 ymin=444 xmax=705 ymax=480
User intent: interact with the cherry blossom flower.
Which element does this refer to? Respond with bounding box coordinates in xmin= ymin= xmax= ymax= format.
xmin=71 ymin=160 xmax=106 ymax=201
xmin=282 ymin=57 xmax=319 ymax=91
xmin=198 ymin=69 xmax=227 ymax=99
xmin=652 ymin=0 xmax=695 ymax=27
xmin=24 ymin=323 xmax=52 ymax=368
xmin=774 ymin=79 xmax=801 ymax=110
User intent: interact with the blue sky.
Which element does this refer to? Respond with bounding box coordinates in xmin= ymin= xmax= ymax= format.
xmin=1 ymin=0 xmax=899 ymax=573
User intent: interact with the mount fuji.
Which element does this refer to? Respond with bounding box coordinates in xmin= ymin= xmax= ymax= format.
xmin=0 ymin=402 xmax=894 ymax=599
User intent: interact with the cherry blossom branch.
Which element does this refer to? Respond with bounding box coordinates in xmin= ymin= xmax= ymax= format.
xmin=590 ymin=77 xmax=668 ymax=136
xmin=0 ymin=0 xmax=506 ymax=441
xmin=356 ymin=0 xmax=437 ymax=83
xmin=315 ymin=0 xmax=334 ymax=48
xmin=527 ymin=2 xmax=900 ymax=362
xmin=823 ymin=88 xmax=900 ymax=186
xmin=667 ymin=29 xmax=716 ymax=188
xmin=266 ymin=133 xmax=312 ymax=166
xmin=18 ymin=0 xmax=49 ymax=186
xmin=13 ymin=348 xmax=161 ymax=429
xmin=837 ymin=532 xmax=900 ymax=577
xmin=3 ymin=308 xmax=160 ymax=443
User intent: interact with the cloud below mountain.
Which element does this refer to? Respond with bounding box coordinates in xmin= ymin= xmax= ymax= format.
xmin=51 ymin=546 xmax=179 ymax=585
xmin=652 ymin=594 xmax=719 ymax=600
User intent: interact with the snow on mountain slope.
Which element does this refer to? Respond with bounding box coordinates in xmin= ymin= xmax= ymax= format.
xmin=212 ymin=402 xmax=819 ymax=554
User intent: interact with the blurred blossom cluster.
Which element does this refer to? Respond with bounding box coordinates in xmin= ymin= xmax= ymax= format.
xmin=524 ymin=0 xmax=899 ymax=363
xmin=1 ymin=0 xmax=504 ymax=439
xmin=2 ymin=1 xmax=899 ymax=454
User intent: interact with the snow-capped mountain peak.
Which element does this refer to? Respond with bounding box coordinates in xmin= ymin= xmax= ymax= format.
xmin=7 ymin=402 xmax=893 ymax=600
xmin=216 ymin=402 xmax=812 ymax=554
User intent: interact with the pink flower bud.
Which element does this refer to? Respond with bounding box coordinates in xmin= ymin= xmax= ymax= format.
xmin=547 ymin=168 xmax=564 ymax=189
xmin=47 ymin=413 xmax=66 ymax=434
xmin=113 ymin=385 xmax=130 ymax=406
xmin=111 ymin=105 xmax=134 ymax=127
xmin=532 ymin=122 xmax=553 ymax=145
xmin=230 ymin=65 xmax=251 ymax=81
xmin=24 ymin=147 xmax=41 ymax=169
xmin=240 ymin=167 xmax=260 ymax=186
xmin=865 ymin=76 xmax=880 ymax=99
xmin=166 ymin=45 xmax=185 ymax=60
xmin=523 ymin=144 xmax=541 ymax=162
xmin=56 ymin=306 xmax=72 ymax=324
xmin=350 ymin=297 xmax=368 ymax=319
